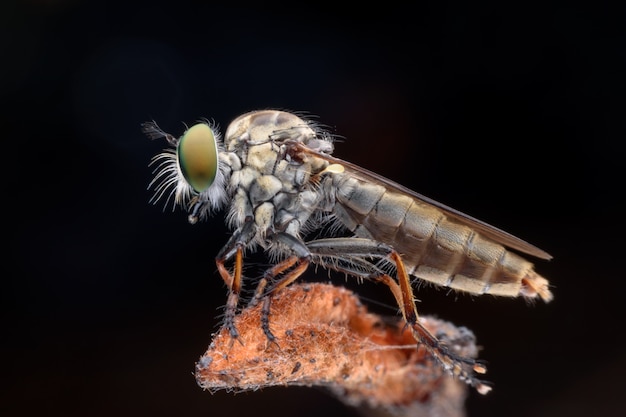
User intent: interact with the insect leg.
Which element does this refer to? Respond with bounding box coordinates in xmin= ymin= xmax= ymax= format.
xmin=215 ymin=218 xmax=256 ymax=340
xmin=305 ymin=237 xmax=491 ymax=393
xmin=249 ymin=256 xmax=300 ymax=307
xmin=251 ymin=233 xmax=312 ymax=343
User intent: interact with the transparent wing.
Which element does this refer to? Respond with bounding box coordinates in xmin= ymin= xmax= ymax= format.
xmin=294 ymin=142 xmax=552 ymax=261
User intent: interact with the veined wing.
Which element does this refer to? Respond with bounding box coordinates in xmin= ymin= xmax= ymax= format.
xmin=293 ymin=142 xmax=552 ymax=261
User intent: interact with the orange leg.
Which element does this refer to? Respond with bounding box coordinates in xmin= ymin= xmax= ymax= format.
xmin=253 ymin=255 xmax=311 ymax=342
xmin=304 ymin=237 xmax=490 ymax=392
xmin=215 ymin=219 xmax=256 ymax=341
xmin=379 ymin=251 xmax=489 ymax=393
xmin=249 ymin=255 xmax=300 ymax=307
xmin=249 ymin=233 xmax=313 ymax=342
xmin=216 ymin=247 xmax=244 ymax=340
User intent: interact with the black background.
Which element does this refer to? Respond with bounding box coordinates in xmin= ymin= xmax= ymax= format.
xmin=5 ymin=1 xmax=625 ymax=416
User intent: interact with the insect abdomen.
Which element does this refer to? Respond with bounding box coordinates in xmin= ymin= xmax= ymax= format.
xmin=334 ymin=176 xmax=550 ymax=300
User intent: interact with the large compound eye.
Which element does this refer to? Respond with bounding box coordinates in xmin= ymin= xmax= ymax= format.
xmin=177 ymin=123 xmax=219 ymax=192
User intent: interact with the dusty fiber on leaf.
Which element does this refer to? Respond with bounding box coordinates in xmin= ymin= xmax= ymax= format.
xmin=195 ymin=283 xmax=480 ymax=416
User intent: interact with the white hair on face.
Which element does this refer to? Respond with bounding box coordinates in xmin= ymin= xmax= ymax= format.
xmin=148 ymin=123 xmax=230 ymax=219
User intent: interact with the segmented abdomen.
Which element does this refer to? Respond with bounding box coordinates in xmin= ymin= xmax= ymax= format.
xmin=332 ymin=175 xmax=538 ymax=298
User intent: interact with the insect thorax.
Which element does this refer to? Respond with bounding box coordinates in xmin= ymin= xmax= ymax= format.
xmin=221 ymin=110 xmax=335 ymax=247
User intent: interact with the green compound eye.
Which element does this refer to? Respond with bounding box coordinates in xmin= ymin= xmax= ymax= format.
xmin=177 ymin=123 xmax=219 ymax=193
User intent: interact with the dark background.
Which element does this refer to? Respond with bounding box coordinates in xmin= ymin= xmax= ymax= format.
xmin=5 ymin=1 xmax=625 ymax=416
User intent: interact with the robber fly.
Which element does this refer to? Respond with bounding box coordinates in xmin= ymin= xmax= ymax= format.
xmin=143 ymin=110 xmax=552 ymax=394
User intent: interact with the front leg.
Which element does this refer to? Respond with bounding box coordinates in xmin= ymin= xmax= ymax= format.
xmin=215 ymin=218 xmax=256 ymax=341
